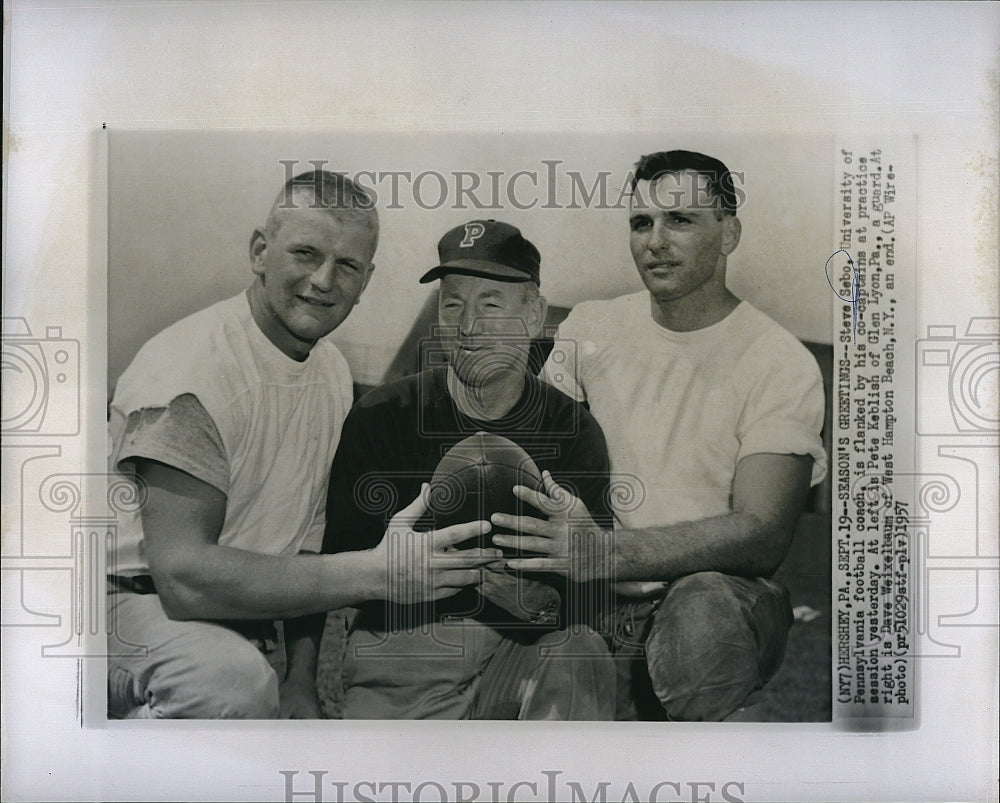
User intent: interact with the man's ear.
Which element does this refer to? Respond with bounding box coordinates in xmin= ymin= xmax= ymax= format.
xmin=249 ymin=228 xmax=268 ymax=276
xmin=721 ymin=215 xmax=742 ymax=256
xmin=355 ymin=263 xmax=375 ymax=305
xmin=527 ymin=293 xmax=548 ymax=339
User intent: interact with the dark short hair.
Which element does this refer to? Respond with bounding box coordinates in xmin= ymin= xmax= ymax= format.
xmin=631 ymin=150 xmax=739 ymax=215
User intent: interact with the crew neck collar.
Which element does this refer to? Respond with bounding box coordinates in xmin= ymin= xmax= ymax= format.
xmin=646 ymin=298 xmax=749 ymax=340
xmin=241 ymin=289 xmax=314 ymax=372
xmin=435 ymin=368 xmax=541 ymax=431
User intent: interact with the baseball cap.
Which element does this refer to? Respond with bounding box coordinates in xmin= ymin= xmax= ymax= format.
xmin=419 ymin=220 xmax=541 ymax=285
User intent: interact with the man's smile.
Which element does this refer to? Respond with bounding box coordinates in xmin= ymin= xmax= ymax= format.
xmin=645 ymin=260 xmax=680 ymax=272
xmin=296 ymin=294 xmax=335 ymax=308
xmin=456 ymin=340 xmax=495 ymax=352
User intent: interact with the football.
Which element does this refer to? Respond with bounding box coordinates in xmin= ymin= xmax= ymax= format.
xmin=428 ymin=432 xmax=546 ymax=552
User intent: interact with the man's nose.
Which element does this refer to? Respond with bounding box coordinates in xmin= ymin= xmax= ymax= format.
xmin=310 ymin=261 xmax=337 ymax=293
xmin=459 ymin=307 xmax=481 ymax=337
xmin=648 ymin=222 xmax=673 ymax=254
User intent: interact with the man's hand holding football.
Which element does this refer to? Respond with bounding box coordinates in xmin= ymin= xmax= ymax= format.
xmin=370 ymin=484 xmax=501 ymax=605
xmin=491 ymin=471 xmax=613 ymax=583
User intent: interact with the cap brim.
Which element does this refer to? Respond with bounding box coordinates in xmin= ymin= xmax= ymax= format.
xmin=418 ymin=259 xmax=535 ymax=284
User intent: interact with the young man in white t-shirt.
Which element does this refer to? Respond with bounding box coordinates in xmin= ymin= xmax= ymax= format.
xmin=107 ymin=171 xmax=500 ymax=718
xmin=494 ymin=150 xmax=827 ymax=720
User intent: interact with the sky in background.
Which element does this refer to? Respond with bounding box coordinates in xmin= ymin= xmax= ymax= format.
xmin=108 ymin=130 xmax=834 ymax=389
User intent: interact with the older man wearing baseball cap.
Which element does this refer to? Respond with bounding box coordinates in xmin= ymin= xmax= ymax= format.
xmin=322 ymin=219 xmax=616 ymax=720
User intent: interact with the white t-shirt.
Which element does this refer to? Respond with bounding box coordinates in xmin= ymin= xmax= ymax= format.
xmin=108 ymin=292 xmax=354 ymax=576
xmin=542 ymin=292 xmax=826 ymax=531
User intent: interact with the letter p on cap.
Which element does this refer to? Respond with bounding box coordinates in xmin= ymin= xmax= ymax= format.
xmin=460 ymin=222 xmax=486 ymax=247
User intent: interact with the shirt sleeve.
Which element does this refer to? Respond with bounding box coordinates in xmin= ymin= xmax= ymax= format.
xmin=116 ymin=393 xmax=229 ymax=495
xmin=735 ymin=336 xmax=828 ymax=487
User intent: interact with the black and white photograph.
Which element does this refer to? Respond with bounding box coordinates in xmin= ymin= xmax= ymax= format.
xmin=2 ymin=3 xmax=997 ymax=802
xmin=105 ymin=132 xmax=835 ymax=724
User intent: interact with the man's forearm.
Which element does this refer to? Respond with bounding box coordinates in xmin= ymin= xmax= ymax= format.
xmin=608 ymin=511 xmax=795 ymax=583
xmin=152 ymin=546 xmax=384 ymax=621
xmin=606 ymin=454 xmax=812 ymax=583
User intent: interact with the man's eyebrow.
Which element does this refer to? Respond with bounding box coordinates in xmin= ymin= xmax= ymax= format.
xmin=628 ymin=207 xmax=709 ymax=219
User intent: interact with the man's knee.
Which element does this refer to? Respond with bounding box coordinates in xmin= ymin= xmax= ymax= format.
xmin=643 ymin=572 xmax=788 ymax=721
xmin=113 ymin=629 xmax=280 ymax=719
xmin=470 ymin=626 xmax=615 ymax=720
xmin=185 ymin=644 xmax=280 ymax=719
xmin=532 ymin=626 xmax=616 ymax=720
xmin=535 ymin=625 xmax=612 ymax=659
